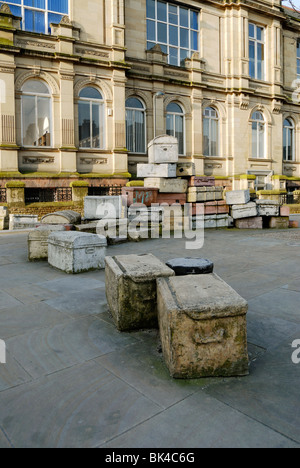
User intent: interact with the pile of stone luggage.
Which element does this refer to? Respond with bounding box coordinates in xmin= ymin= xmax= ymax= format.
xmin=105 ymin=253 xmax=249 ymax=379
xmin=226 ymin=190 xmax=291 ymax=229
xmin=28 ymin=210 xmax=107 ymax=274
xmin=135 ymin=135 xmax=229 ymax=230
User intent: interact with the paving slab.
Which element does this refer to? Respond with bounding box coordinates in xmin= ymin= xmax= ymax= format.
xmin=102 ymin=391 xmax=297 ymax=448
xmin=0 ymin=361 xmax=161 ymax=448
xmin=0 ymin=427 xmax=11 ymax=448
xmin=0 ymin=350 xmax=32 ymax=392
xmin=248 ymin=288 xmax=300 ymax=323
xmin=45 ymin=288 xmax=107 ymax=318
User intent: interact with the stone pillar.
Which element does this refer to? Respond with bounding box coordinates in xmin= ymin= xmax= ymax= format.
xmin=70 ymin=181 xmax=89 ymax=203
xmin=0 ymin=5 xmax=20 ymax=172
xmin=6 ymin=181 xmax=25 ymax=207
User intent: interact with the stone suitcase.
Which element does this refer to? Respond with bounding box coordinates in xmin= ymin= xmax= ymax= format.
xmin=157 ymin=193 xmax=187 ymax=205
xmin=176 ymin=163 xmax=195 ymax=177
xmin=41 ymin=210 xmax=81 ymax=225
xmin=148 ymin=135 xmax=179 ymax=164
xmin=235 ymin=217 xmax=263 ymax=229
xmin=48 ymin=232 xmax=107 ymax=274
xmin=122 ymin=187 xmax=158 ymax=207
xmin=105 ymin=254 xmax=175 ymax=331
xmin=269 ymin=217 xmax=289 ymax=229
xmin=157 ymin=274 xmax=249 ymax=379
xmin=137 ymin=164 xmax=177 ymax=179
xmin=9 ymin=214 xmax=39 ymax=230
xmin=84 ymin=196 xmax=123 ymax=220
xmin=189 ymin=177 xmax=215 ymax=187
xmin=28 ymin=225 xmax=67 ymax=261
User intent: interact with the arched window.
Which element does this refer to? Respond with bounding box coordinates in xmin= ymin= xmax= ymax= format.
xmin=203 ymin=107 xmax=219 ymax=157
xmin=22 ymin=80 xmax=52 ymax=147
xmin=78 ymin=87 xmax=104 ymax=149
xmin=166 ymin=103 xmax=185 ymax=155
xmin=283 ymin=118 xmax=295 ymax=161
xmin=251 ymin=111 xmax=265 ymax=159
xmin=126 ymin=98 xmax=146 ymax=153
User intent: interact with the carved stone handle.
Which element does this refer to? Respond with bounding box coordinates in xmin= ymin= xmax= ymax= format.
xmin=193 ymin=329 xmax=225 ymax=345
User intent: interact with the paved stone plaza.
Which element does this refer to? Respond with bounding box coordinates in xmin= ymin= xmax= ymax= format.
xmin=0 ymin=225 xmax=300 ymax=448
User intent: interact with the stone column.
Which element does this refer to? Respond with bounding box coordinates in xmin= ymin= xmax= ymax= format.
xmin=70 ymin=181 xmax=89 ymax=203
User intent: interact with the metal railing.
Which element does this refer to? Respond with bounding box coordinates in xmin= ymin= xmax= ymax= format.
xmin=25 ymin=188 xmax=72 ymax=204
xmin=88 ymin=185 xmax=123 ymax=197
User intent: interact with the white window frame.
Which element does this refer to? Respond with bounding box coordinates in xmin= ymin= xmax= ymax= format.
xmin=251 ymin=111 xmax=266 ymax=159
xmin=3 ymin=0 xmax=70 ymax=34
xmin=125 ymin=98 xmax=147 ymax=154
xmin=203 ymin=107 xmax=220 ymax=157
xmin=249 ymin=23 xmax=265 ymax=81
xmin=78 ymin=89 xmax=105 ymax=150
xmin=166 ymin=103 xmax=185 ymax=156
xmin=21 ymin=81 xmax=52 ymax=148
xmin=146 ymin=0 xmax=199 ymax=67
xmin=283 ymin=118 xmax=295 ymax=162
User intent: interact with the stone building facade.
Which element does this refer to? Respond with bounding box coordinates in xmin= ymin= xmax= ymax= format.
xmin=0 ymin=0 xmax=300 ymax=194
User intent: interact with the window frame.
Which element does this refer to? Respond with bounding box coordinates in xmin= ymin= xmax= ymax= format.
xmin=146 ymin=0 xmax=199 ymax=67
xmin=125 ymin=97 xmax=147 ymax=154
xmin=283 ymin=118 xmax=295 ymax=162
xmin=297 ymin=40 xmax=300 ymax=79
xmin=203 ymin=106 xmax=220 ymax=157
xmin=21 ymin=79 xmax=52 ymax=148
xmin=78 ymin=87 xmax=105 ymax=150
xmin=249 ymin=22 xmax=265 ymax=81
xmin=251 ymin=111 xmax=266 ymax=159
xmin=166 ymin=102 xmax=185 ymax=156
xmin=1 ymin=0 xmax=70 ymax=34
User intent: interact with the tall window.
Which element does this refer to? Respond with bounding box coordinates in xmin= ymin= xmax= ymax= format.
xmin=126 ymin=98 xmax=146 ymax=154
xmin=249 ymin=23 xmax=265 ymax=80
xmin=297 ymin=41 xmax=300 ymax=78
xmin=21 ymin=80 xmax=52 ymax=147
xmin=203 ymin=107 xmax=219 ymax=157
xmin=166 ymin=102 xmax=184 ymax=155
xmin=1 ymin=0 xmax=69 ymax=34
xmin=146 ymin=0 xmax=199 ymax=67
xmin=283 ymin=118 xmax=295 ymax=161
xmin=78 ymin=87 xmax=104 ymax=149
xmin=251 ymin=111 xmax=265 ymax=159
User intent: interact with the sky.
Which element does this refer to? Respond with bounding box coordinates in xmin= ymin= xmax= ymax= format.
xmin=282 ymin=0 xmax=300 ymax=9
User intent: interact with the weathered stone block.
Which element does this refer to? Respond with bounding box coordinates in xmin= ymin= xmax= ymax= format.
xmin=217 ymin=201 xmax=230 ymax=214
xmin=41 ymin=210 xmax=81 ymax=225
xmin=137 ymin=164 xmax=177 ymax=179
xmin=0 ymin=207 xmax=9 ymax=230
xmin=269 ymin=217 xmax=289 ymax=229
xmin=157 ymin=193 xmax=187 ymax=205
xmin=84 ymin=196 xmax=123 ymax=220
xmin=289 ymin=220 xmax=299 ymax=229
xmin=105 ymin=254 xmax=175 ymax=331
xmin=280 ymin=206 xmax=290 ymax=217
xmin=148 ymin=135 xmax=179 ymax=164
xmin=226 ymin=190 xmax=250 ymax=206
xmin=48 ymin=232 xmax=107 ymax=274
xmin=9 ymin=215 xmax=39 ymax=230
xmin=144 ymin=178 xmax=188 ymax=193
xmin=176 ymin=163 xmax=195 ymax=177
xmin=122 ymin=187 xmax=158 ymax=207
xmin=216 ymin=214 xmax=229 ymax=228
xmin=187 ymin=187 xmax=223 ymax=203
xmin=189 ymin=177 xmax=215 ymax=187
xmin=230 ymin=202 xmax=257 ymax=220
xmin=235 ymin=217 xmax=263 ymax=229
xmin=157 ymin=274 xmax=249 ymax=379
xmin=28 ymin=225 xmax=66 ymax=261
xmin=166 ymin=258 xmax=214 ymax=276
xmin=256 ymin=200 xmax=280 ymax=217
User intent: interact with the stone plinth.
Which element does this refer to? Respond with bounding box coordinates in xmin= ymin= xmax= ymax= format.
xmin=157 ymin=274 xmax=249 ymax=379
xmin=48 ymin=232 xmax=107 ymax=274
xmin=105 ymin=254 xmax=175 ymax=331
